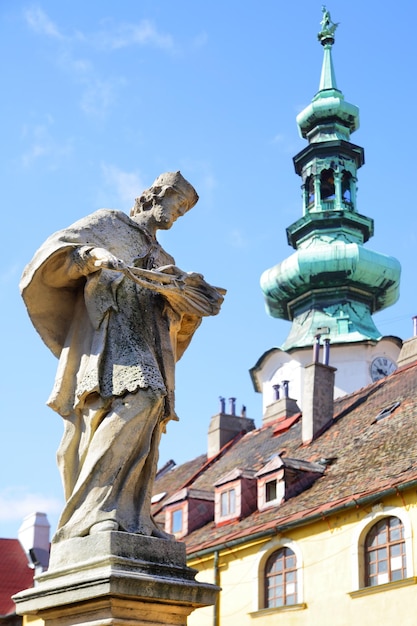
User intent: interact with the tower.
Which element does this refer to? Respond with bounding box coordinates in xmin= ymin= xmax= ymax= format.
xmin=251 ymin=8 xmax=402 ymax=417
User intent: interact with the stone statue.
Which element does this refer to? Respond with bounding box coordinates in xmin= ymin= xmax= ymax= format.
xmin=20 ymin=172 xmax=225 ymax=542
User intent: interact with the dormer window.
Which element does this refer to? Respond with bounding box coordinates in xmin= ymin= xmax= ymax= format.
xmin=165 ymin=502 xmax=187 ymax=538
xmin=256 ymin=455 xmax=325 ymax=511
xmin=214 ymin=469 xmax=257 ymax=525
xmin=257 ymin=471 xmax=284 ymax=510
xmin=163 ymin=488 xmax=214 ymax=538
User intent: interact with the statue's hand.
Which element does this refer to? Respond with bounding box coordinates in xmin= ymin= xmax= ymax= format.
xmin=83 ymin=247 xmax=126 ymax=273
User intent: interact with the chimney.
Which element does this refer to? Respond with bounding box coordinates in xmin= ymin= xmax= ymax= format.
xmin=263 ymin=380 xmax=300 ymax=426
xmin=302 ymin=339 xmax=336 ymax=444
xmin=397 ymin=316 xmax=417 ymax=367
xmin=18 ymin=512 xmax=50 ymax=572
xmin=302 ymin=362 xmax=336 ymax=443
xmin=208 ymin=398 xmax=255 ymax=458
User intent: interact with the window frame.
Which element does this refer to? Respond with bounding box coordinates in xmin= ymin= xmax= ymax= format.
xmin=264 ymin=546 xmax=298 ymax=608
xmin=257 ymin=470 xmax=285 ymax=511
xmin=265 ymin=478 xmax=277 ymax=503
xmin=350 ymin=505 xmax=413 ymax=591
xmin=215 ymin=478 xmax=242 ymax=524
xmin=164 ymin=501 xmax=188 ymax=538
xmin=252 ymin=538 xmax=304 ymax=611
xmin=365 ymin=516 xmax=407 ymax=587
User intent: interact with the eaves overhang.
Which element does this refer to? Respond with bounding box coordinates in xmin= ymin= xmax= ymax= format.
xmin=286 ymin=210 xmax=374 ymax=248
xmin=293 ymin=139 xmax=364 ymax=175
xmin=186 ymin=477 xmax=417 ymax=560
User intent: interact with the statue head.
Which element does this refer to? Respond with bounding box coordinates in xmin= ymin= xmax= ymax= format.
xmin=131 ymin=172 xmax=199 ymax=223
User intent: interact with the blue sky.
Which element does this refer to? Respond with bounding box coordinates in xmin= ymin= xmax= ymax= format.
xmin=2 ymin=0 xmax=417 ymax=539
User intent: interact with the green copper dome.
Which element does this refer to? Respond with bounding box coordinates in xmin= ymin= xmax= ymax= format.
xmin=261 ymin=241 xmax=401 ymax=349
xmin=261 ymin=7 xmax=401 ymax=351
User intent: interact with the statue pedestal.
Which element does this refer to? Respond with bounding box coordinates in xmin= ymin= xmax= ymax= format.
xmin=14 ymin=532 xmax=218 ymax=626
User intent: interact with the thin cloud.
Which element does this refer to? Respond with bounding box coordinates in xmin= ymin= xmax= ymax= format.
xmin=24 ymin=8 xmax=176 ymax=54
xmin=230 ymin=229 xmax=247 ymax=249
xmin=272 ymin=133 xmax=284 ymax=144
xmin=271 ymin=131 xmax=303 ymax=154
xmin=80 ymin=77 xmax=123 ymax=118
xmin=97 ymin=19 xmax=175 ymax=52
xmin=192 ymin=31 xmax=208 ymax=49
xmin=0 ymin=488 xmax=62 ymax=522
xmin=24 ymin=5 xmax=63 ymax=39
xmin=295 ymin=101 xmax=309 ymax=114
xmin=22 ymin=9 xmax=176 ymax=118
xmin=201 ymin=171 xmax=217 ymax=193
xmin=57 ymin=49 xmax=92 ymax=76
xmin=101 ymin=164 xmax=146 ymax=210
xmin=20 ymin=120 xmax=73 ymax=168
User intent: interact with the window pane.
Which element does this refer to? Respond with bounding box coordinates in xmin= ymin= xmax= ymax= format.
xmin=377 ymin=529 xmax=387 ymax=545
xmin=229 ymin=488 xmax=236 ymax=514
xmin=172 ymin=509 xmax=183 ymax=533
xmin=391 ymin=555 xmax=403 ymax=572
xmin=390 ymin=543 xmax=401 ymax=557
xmin=286 ymin=594 xmax=296 ymax=605
xmin=390 ymin=525 xmax=402 ymax=541
xmin=220 ymin=492 xmax=228 ymax=516
xmin=377 ymin=547 xmax=387 ymax=561
xmin=265 ymin=480 xmax=277 ymax=502
xmin=391 ymin=569 xmax=402 ymax=582
xmin=286 ymin=555 xmax=296 ymax=569
xmin=273 ymin=559 xmax=283 ymax=573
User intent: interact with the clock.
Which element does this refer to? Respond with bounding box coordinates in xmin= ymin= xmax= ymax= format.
xmin=370 ymin=356 xmax=397 ymax=382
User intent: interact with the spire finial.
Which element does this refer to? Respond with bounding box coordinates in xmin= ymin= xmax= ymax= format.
xmin=317 ymin=6 xmax=339 ymax=91
xmin=318 ymin=6 xmax=339 ymax=46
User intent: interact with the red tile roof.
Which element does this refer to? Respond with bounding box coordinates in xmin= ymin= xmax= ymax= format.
xmin=153 ymin=360 xmax=417 ymax=555
xmin=0 ymin=539 xmax=33 ymax=616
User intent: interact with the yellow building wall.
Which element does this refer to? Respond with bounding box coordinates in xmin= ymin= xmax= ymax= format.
xmin=188 ymin=492 xmax=417 ymax=626
xmin=23 ymin=614 xmax=44 ymax=626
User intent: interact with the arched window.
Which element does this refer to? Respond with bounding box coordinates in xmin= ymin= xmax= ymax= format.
xmin=350 ymin=506 xmax=413 ymax=591
xmin=306 ymin=175 xmax=315 ymax=207
xmin=264 ymin=547 xmax=297 ymax=607
xmin=365 ymin=516 xmax=406 ymax=587
xmin=320 ymin=168 xmax=335 ymax=201
xmin=342 ymin=171 xmax=352 ymax=204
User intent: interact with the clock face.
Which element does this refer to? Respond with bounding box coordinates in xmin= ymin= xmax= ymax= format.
xmin=370 ymin=357 xmax=397 ymax=382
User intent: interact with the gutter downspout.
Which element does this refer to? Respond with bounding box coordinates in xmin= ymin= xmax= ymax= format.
xmin=214 ymin=550 xmax=220 ymax=626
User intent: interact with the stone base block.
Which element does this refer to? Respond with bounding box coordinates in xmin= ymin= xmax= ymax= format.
xmin=14 ymin=532 xmax=218 ymax=626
